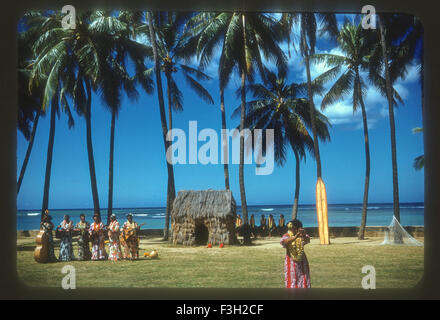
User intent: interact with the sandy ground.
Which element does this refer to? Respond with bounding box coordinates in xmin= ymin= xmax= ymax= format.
xmin=18 ymin=235 xmax=424 ymax=254
xmin=138 ymin=235 xmax=424 ymax=252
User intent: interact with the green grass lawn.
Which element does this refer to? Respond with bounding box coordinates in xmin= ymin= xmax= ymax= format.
xmin=16 ymin=236 xmax=424 ymax=289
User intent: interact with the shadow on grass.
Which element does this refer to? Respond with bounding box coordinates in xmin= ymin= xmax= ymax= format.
xmin=17 ymin=244 xmax=35 ymax=252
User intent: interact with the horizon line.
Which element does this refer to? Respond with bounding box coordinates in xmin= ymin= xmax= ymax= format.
xmin=17 ymin=201 xmax=424 ymax=211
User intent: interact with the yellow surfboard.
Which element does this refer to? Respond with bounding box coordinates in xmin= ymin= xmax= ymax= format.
xmin=316 ymin=178 xmax=330 ymax=245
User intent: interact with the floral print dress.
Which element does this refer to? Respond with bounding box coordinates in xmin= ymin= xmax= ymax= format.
xmin=58 ymin=220 xmax=74 ymax=261
xmin=280 ymin=232 xmax=311 ymax=288
xmin=89 ymin=221 xmax=108 ymax=260
xmin=76 ymin=221 xmax=92 ymax=261
xmin=40 ymin=221 xmax=57 ymax=262
xmin=108 ymin=220 xmax=122 ymax=261
xmin=122 ymin=221 xmax=139 ymax=259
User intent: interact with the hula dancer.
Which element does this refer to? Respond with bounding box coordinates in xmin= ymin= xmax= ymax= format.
xmin=57 ymin=215 xmax=74 ymax=261
xmin=108 ymin=214 xmax=122 ymax=261
xmin=280 ymin=219 xmax=311 ymax=288
xmin=40 ymin=214 xmax=56 ymax=262
xmin=89 ymin=214 xmax=108 ymax=260
xmin=74 ymin=214 xmax=91 ymax=261
xmin=122 ymin=213 xmax=140 ymax=260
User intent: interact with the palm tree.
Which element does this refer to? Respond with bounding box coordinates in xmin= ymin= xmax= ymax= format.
xmin=146 ymin=11 xmax=178 ymax=241
xmin=140 ymin=13 xmax=215 ymax=235
xmin=191 ymin=12 xmax=287 ymax=244
xmin=140 ymin=12 xmax=214 ymax=131
xmin=281 ymin=13 xmax=338 ymax=179
xmin=311 ymin=21 xmax=374 ymax=240
xmin=233 ymin=70 xmax=331 ymax=220
xmin=279 ymin=13 xmax=338 ymax=244
xmin=17 ymin=28 xmax=44 ymax=195
xmin=365 ymin=14 xmax=422 ymax=223
xmin=24 ymin=11 xmax=77 ymax=217
xmin=30 ymin=11 xmax=102 ymax=216
xmin=87 ymin=11 xmax=153 ymax=224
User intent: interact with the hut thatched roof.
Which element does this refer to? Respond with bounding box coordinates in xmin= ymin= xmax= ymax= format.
xmin=172 ymin=189 xmax=236 ymax=219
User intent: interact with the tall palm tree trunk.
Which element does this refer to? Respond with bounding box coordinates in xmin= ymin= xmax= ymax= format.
xmin=292 ymin=149 xmax=300 ymax=220
xmin=378 ymin=17 xmax=401 ymax=223
xmin=304 ymin=54 xmax=322 ymax=178
xmin=165 ymin=72 xmax=173 ymax=132
xmin=17 ymin=109 xmax=40 ymax=195
xmin=220 ymin=88 xmax=230 ymax=190
xmin=240 ymin=14 xmax=250 ymax=245
xmin=148 ymin=11 xmax=176 ymax=241
xmin=107 ymin=108 xmax=116 ymax=225
xmin=356 ymin=73 xmax=371 ymax=240
xmin=165 ymin=70 xmax=177 ymax=241
xmin=41 ymin=102 xmax=56 ymax=219
xmin=85 ymin=80 xmax=100 ymax=217
xmin=302 ymin=28 xmax=329 ymax=244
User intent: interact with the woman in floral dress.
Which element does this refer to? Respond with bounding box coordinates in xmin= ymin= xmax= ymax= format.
xmin=89 ymin=214 xmax=107 ymax=260
xmin=107 ymin=214 xmax=122 ymax=261
xmin=57 ymin=215 xmax=74 ymax=261
xmin=40 ymin=214 xmax=57 ymax=262
xmin=74 ymin=214 xmax=92 ymax=261
xmin=280 ymin=219 xmax=311 ymax=288
xmin=122 ymin=213 xmax=140 ymax=260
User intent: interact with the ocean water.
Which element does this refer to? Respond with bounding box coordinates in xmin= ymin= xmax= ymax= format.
xmin=16 ymin=202 xmax=424 ymax=230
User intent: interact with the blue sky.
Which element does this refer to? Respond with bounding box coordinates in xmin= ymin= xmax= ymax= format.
xmin=16 ymin=13 xmax=424 ymax=210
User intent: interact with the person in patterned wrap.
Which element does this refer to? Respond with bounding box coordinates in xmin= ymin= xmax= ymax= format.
xmin=89 ymin=214 xmax=108 ymax=260
xmin=122 ymin=213 xmax=140 ymax=260
xmin=107 ymin=213 xmax=122 ymax=261
xmin=57 ymin=215 xmax=74 ymax=261
xmin=74 ymin=214 xmax=91 ymax=261
xmin=280 ymin=219 xmax=311 ymax=288
xmin=40 ymin=213 xmax=57 ymax=262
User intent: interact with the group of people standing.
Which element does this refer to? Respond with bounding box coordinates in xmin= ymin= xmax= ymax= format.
xmin=39 ymin=210 xmax=141 ymax=262
xmin=235 ymin=213 xmax=288 ymax=238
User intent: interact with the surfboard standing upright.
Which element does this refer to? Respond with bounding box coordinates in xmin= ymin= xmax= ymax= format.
xmin=316 ymin=177 xmax=330 ymax=244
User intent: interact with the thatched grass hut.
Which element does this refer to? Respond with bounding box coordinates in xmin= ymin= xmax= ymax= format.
xmin=171 ymin=190 xmax=238 ymax=246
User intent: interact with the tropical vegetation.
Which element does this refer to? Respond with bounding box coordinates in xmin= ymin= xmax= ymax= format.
xmin=17 ymin=11 xmax=423 ymax=244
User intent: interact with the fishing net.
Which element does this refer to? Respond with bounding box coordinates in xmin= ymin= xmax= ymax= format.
xmin=380 ymin=215 xmax=423 ymax=246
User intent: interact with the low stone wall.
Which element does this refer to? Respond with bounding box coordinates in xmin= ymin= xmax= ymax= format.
xmin=17 ymin=226 xmax=425 ymax=239
xmin=303 ymin=226 xmax=424 ymax=238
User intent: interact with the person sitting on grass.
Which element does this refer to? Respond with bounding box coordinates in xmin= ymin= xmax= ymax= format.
xmin=122 ymin=213 xmax=140 ymax=260
xmin=268 ymin=214 xmax=276 ymax=237
xmin=259 ymin=214 xmax=267 ymax=237
xmin=278 ymin=214 xmax=287 ymax=236
xmin=280 ymin=219 xmax=311 ymax=288
xmin=236 ymin=214 xmax=243 ymax=228
xmin=57 ymin=215 xmax=74 ymax=261
xmin=74 ymin=214 xmax=91 ymax=261
xmin=235 ymin=214 xmax=244 ymax=237
xmin=250 ymin=214 xmax=256 ymax=239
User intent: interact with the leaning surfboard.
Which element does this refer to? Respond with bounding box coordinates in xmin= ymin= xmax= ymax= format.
xmin=316 ymin=177 xmax=330 ymax=244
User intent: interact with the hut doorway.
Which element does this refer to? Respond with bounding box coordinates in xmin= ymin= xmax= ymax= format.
xmin=194 ymin=222 xmax=209 ymax=245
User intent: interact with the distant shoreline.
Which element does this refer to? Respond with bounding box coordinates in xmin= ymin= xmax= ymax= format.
xmin=17 ymin=202 xmax=424 ymax=212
